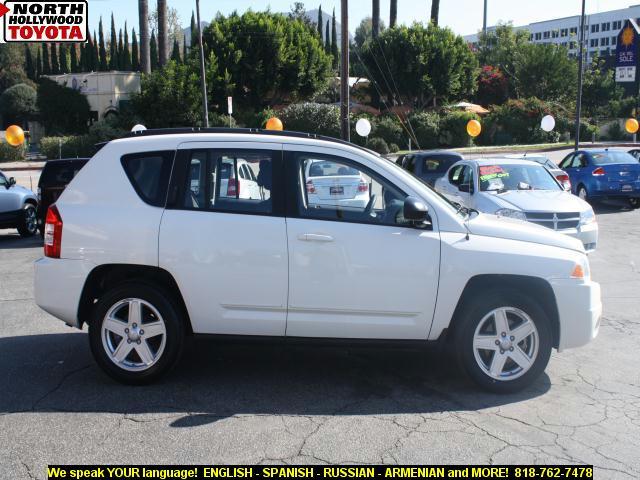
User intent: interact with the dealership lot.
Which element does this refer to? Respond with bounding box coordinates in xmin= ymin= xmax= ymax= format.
xmin=1 ymin=200 xmax=639 ymax=479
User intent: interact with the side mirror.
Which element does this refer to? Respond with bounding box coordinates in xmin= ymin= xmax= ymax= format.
xmin=404 ymin=196 xmax=429 ymax=222
xmin=7 ymin=177 xmax=16 ymax=187
xmin=458 ymin=183 xmax=471 ymax=193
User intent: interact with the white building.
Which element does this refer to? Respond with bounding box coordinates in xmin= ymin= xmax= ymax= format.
xmin=43 ymin=71 xmax=141 ymax=122
xmin=464 ymin=4 xmax=640 ymax=63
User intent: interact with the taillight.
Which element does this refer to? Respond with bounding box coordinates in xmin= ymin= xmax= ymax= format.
xmin=358 ymin=181 xmax=369 ymax=193
xmin=44 ymin=205 xmax=63 ymax=259
xmin=592 ymin=167 xmax=605 ymax=176
xmin=557 ymin=173 xmax=571 ymax=189
xmin=227 ymin=179 xmax=240 ymax=197
xmin=306 ymin=180 xmax=316 ymax=194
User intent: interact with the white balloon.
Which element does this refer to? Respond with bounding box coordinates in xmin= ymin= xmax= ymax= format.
xmin=355 ymin=118 xmax=372 ymax=137
xmin=540 ymin=115 xmax=556 ymax=132
xmin=131 ymin=124 xmax=147 ymax=133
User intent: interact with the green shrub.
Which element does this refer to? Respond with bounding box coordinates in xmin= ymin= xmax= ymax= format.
xmin=367 ymin=137 xmax=390 ymax=154
xmin=0 ymin=141 xmax=27 ymax=162
xmin=208 ymin=112 xmax=238 ymax=128
xmin=279 ymin=103 xmax=340 ymax=137
xmin=408 ymin=111 xmax=440 ymax=149
xmin=37 ymin=78 xmax=90 ymax=135
xmin=0 ymin=83 xmax=37 ymax=125
xmin=375 ymin=116 xmax=405 ymax=148
xmin=580 ymin=122 xmax=598 ymax=142
xmin=40 ymin=136 xmax=95 ymax=159
xmin=439 ymin=110 xmax=480 ymax=147
xmin=605 ymin=121 xmax=627 ymax=141
xmin=388 ymin=143 xmax=400 ymax=153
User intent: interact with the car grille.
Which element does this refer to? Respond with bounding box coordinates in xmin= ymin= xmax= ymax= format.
xmin=525 ymin=212 xmax=580 ymax=230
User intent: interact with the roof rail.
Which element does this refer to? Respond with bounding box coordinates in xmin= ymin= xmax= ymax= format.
xmin=121 ymin=127 xmax=378 ymax=156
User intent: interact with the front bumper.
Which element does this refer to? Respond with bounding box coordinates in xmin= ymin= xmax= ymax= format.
xmin=550 ymin=278 xmax=602 ymax=351
xmin=557 ymin=222 xmax=598 ymax=252
xmin=0 ymin=209 xmax=22 ymax=228
xmin=34 ymin=257 xmax=95 ymax=328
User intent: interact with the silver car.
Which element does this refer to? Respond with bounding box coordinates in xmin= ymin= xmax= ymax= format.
xmin=435 ymin=158 xmax=598 ymax=252
xmin=0 ymin=170 xmax=38 ymax=237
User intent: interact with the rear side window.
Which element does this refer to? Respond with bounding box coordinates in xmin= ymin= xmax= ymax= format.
xmin=39 ymin=160 xmax=88 ymax=187
xmin=121 ymin=151 xmax=174 ymax=207
xmin=421 ymin=156 xmax=457 ymax=173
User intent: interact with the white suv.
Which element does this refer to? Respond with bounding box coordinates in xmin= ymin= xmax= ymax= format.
xmin=34 ymin=130 xmax=602 ymax=393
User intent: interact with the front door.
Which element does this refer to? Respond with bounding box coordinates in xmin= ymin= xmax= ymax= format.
xmin=284 ymin=146 xmax=441 ymax=340
xmin=159 ymin=142 xmax=288 ymax=336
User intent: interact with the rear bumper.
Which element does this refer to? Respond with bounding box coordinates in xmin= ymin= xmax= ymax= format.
xmin=34 ymin=257 xmax=95 ymax=328
xmin=589 ymin=180 xmax=640 ymax=198
xmin=550 ymin=278 xmax=602 ymax=351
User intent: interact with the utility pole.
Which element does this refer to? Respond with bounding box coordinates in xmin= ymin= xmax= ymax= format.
xmin=196 ymin=0 xmax=209 ymax=127
xmin=340 ymin=0 xmax=350 ymax=141
xmin=574 ymin=0 xmax=586 ymax=151
xmin=483 ymin=0 xmax=488 ymax=37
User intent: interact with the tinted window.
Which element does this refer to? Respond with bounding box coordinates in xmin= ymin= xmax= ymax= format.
xmin=559 ymin=154 xmax=573 ymax=169
xmin=121 ymin=151 xmax=174 ymax=207
xmin=590 ymin=151 xmax=638 ymax=165
xmin=0 ymin=172 xmax=6 ymax=186
xmin=571 ymin=154 xmax=585 ymax=168
xmin=479 ymin=164 xmax=561 ymax=192
xmin=184 ymin=149 xmax=274 ymax=214
xmin=421 ymin=156 xmax=457 ymax=174
xmin=295 ymin=153 xmax=410 ymax=227
xmin=449 ymin=165 xmax=464 ymax=185
xmin=39 ymin=160 xmax=88 ymax=187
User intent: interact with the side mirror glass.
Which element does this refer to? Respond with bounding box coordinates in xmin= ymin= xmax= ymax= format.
xmin=8 ymin=177 xmax=16 ymax=187
xmin=404 ymin=196 xmax=429 ymax=222
xmin=458 ymin=183 xmax=471 ymax=193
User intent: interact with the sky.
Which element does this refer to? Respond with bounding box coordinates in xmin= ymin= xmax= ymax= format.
xmin=87 ymin=0 xmax=634 ymax=37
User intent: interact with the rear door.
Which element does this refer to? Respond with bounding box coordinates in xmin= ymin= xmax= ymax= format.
xmin=159 ymin=142 xmax=288 ymax=336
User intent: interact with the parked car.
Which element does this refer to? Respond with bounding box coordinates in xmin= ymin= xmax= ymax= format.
xmin=0 ymin=169 xmax=38 ymax=237
xmin=304 ymin=159 xmax=370 ymax=209
xmin=559 ymin=149 xmax=640 ymax=208
xmin=503 ymin=154 xmax=571 ymax=191
xmin=434 ymin=159 xmax=598 ymax=252
xmin=35 ymin=129 xmax=601 ymax=393
xmin=397 ymin=150 xmax=465 ymax=187
xmin=37 ymin=159 xmax=89 ymax=234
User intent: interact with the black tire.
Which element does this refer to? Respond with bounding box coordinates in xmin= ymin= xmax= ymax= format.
xmin=577 ymin=185 xmax=589 ymax=203
xmin=454 ymin=290 xmax=553 ymax=394
xmin=629 ymin=198 xmax=640 ymax=209
xmin=88 ymin=282 xmax=185 ymax=385
xmin=17 ymin=203 xmax=37 ymax=237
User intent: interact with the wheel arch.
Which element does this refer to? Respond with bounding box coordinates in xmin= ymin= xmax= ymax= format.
xmin=24 ymin=198 xmax=37 ymax=207
xmin=78 ymin=264 xmax=193 ymax=334
xmin=447 ymin=274 xmax=560 ymax=349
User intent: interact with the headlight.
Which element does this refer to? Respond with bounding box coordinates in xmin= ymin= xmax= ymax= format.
xmin=580 ymin=209 xmax=596 ymax=226
xmin=495 ymin=208 xmax=527 ymax=221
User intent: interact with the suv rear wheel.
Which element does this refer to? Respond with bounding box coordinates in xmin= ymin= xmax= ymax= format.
xmin=454 ymin=290 xmax=552 ymax=393
xmin=88 ymin=283 xmax=185 ymax=384
xmin=17 ymin=203 xmax=37 ymax=237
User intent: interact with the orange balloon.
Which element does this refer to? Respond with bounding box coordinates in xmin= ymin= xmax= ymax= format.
xmin=466 ymin=119 xmax=482 ymax=138
xmin=265 ymin=117 xmax=283 ymax=131
xmin=5 ymin=125 xmax=25 ymax=147
xmin=626 ymin=118 xmax=639 ymax=134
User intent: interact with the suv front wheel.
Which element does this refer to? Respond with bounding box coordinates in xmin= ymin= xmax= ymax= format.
xmin=88 ymin=283 xmax=185 ymax=384
xmin=454 ymin=290 xmax=552 ymax=393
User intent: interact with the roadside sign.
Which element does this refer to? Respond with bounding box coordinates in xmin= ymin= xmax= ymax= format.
xmin=227 ymin=97 xmax=233 ymax=115
xmin=615 ymin=19 xmax=640 ymax=94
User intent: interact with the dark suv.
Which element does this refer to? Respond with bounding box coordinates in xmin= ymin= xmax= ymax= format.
xmin=397 ymin=150 xmax=465 ymax=187
xmin=37 ymin=158 xmax=88 ymax=233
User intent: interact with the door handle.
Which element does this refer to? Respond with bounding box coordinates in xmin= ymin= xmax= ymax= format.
xmin=298 ymin=233 xmax=334 ymax=242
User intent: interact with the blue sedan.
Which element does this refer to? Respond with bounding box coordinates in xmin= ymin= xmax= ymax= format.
xmin=559 ymin=149 xmax=640 ymax=208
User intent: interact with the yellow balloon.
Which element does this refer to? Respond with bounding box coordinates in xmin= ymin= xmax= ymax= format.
xmin=626 ymin=118 xmax=639 ymax=134
xmin=265 ymin=117 xmax=283 ymax=131
xmin=5 ymin=125 xmax=25 ymax=147
xmin=466 ymin=119 xmax=482 ymax=138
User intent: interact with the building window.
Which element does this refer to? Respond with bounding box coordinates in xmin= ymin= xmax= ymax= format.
xmin=543 ymin=31 xmax=550 ymax=39
xmin=602 ymin=22 xmax=610 ymax=32
xmin=535 ymin=32 xmax=542 ymax=41
xmin=612 ymin=36 xmax=617 ymax=45
xmin=570 ymin=27 xmax=578 ymax=35
xmin=590 ymin=39 xmax=598 ymax=48
xmin=561 ymin=28 xmax=568 ymax=37
xmin=613 ymin=20 xmax=622 ymax=30
xmin=551 ymin=30 xmax=559 ymax=38
xmin=570 ymin=41 xmax=577 ymax=50
xmin=529 ymin=34 xmax=533 ymax=41
xmin=601 ymin=37 xmax=609 ymax=46
xmin=591 ymin=24 xmax=599 ymax=33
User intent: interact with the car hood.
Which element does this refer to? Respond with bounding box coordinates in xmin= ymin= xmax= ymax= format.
xmin=467 ymin=212 xmax=585 ymax=253
xmin=482 ymin=190 xmax=589 ymax=213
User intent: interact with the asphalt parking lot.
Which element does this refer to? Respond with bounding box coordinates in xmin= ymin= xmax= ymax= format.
xmin=1 ymin=201 xmax=639 ymax=479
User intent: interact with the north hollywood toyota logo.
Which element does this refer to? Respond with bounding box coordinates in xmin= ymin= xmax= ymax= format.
xmin=0 ymin=1 xmax=88 ymax=43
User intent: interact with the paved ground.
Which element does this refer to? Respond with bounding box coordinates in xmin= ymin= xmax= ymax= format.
xmin=1 ymin=205 xmax=639 ymax=479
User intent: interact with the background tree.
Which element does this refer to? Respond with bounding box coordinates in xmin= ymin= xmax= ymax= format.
xmin=171 ymin=38 xmax=181 ymax=63
xmin=123 ymin=25 xmax=132 ymax=70
xmin=582 ymin=57 xmax=622 ymax=117
xmin=117 ymin=29 xmax=124 ymax=69
xmin=0 ymin=83 xmax=37 ymax=127
xmin=189 ymin=11 xmax=197 ymax=48
xmin=58 ymin=44 xmax=70 ymax=73
xmin=139 ymin=0 xmax=150 ymax=74
xmin=390 ymin=0 xmax=397 ymax=28
xmin=475 ymin=65 xmax=509 ymax=106
xmin=372 ymin=0 xmax=380 ymax=38
xmin=50 ymin=44 xmax=59 ymax=74
xmin=25 ymin=46 xmax=35 ymax=80
xmin=92 ymin=31 xmax=100 ymax=71
xmin=37 ymin=78 xmax=91 ymax=134
xmin=132 ymin=29 xmax=140 ymax=70
xmin=42 ymin=43 xmax=50 ymax=75
xmin=317 ymin=6 xmax=323 ymax=40
xmin=431 ymin=0 xmax=440 ymax=26
xmin=325 ymin=21 xmax=331 ymax=53
xmin=80 ymin=36 xmax=88 ymax=71
xmin=98 ymin=17 xmax=108 ymax=70
xmin=70 ymin=44 xmax=79 ymax=72
xmin=157 ymin=0 xmax=168 ymax=67
xmin=109 ymin=14 xmax=118 ymax=70
xmin=150 ymin=29 xmax=159 ymax=71
xmin=331 ymin=9 xmax=339 ymax=68
xmin=35 ymin=48 xmax=42 ymax=78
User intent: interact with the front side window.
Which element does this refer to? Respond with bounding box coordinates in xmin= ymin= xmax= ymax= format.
xmin=0 ymin=172 xmax=6 ymax=186
xmin=121 ymin=151 xmax=174 ymax=207
xmin=295 ymin=153 xmax=410 ymax=227
xmin=184 ymin=149 xmax=274 ymax=214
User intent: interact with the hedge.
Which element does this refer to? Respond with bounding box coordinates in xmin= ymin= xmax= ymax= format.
xmin=0 ymin=141 xmax=27 ymax=163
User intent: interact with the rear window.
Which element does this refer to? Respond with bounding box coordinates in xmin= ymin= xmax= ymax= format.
xmin=121 ymin=151 xmax=174 ymax=207
xmin=421 ymin=156 xmax=457 ymax=173
xmin=39 ymin=160 xmax=88 ymax=187
xmin=591 ymin=151 xmax=637 ymax=165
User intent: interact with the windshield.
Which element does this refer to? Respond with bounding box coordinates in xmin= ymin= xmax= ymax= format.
xmin=591 ymin=151 xmax=637 ymax=166
xmin=479 ymin=164 xmax=561 ymax=192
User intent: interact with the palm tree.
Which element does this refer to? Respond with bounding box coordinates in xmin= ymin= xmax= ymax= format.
xmin=372 ymin=0 xmax=380 ymax=38
xmin=157 ymin=0 xmax=168 ymax=66
xmin=138 ymin=0 xmax=150 ymax=73
xmin=431 ymin=0 xmax=440 ymax=26
xmin=390 ymin=0 xmax=397 ymax=28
